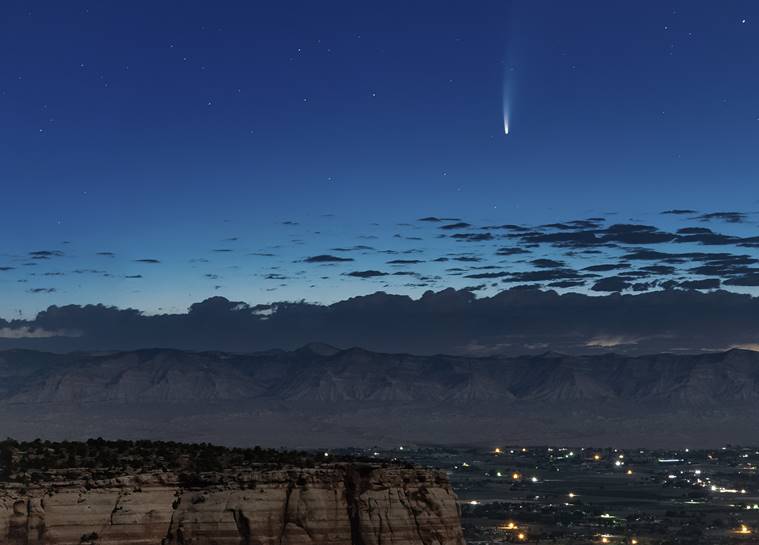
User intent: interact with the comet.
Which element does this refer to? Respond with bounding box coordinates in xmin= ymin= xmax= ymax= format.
xmin=502 ymin=81 xmax=511 ymax=136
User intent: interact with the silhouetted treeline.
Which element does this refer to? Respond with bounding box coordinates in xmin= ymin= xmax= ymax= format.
xmin=0 ymin=438 xmax=369 ymax=483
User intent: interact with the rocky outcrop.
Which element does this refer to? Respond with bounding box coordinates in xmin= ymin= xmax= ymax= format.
xmin=0 ymin=465 xmax=465 ymax=545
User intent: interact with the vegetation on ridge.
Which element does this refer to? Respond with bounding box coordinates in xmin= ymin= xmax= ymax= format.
xmin=0 ymin=438 xmax=374 ymax=484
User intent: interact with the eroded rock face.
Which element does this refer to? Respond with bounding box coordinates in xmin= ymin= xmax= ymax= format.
xmin=0 ymin=465 xmax=465 ymax=545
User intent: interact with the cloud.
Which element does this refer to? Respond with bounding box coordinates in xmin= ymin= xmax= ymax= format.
xmin=677 ymin=227 xmax=712 ymax=235
xmin=439 ymin=222 xmax=472 ymax=230
xmin=662 ymin=209 xmax=697 ymax=215
xmin=507 ymin=268 xmax=589 ymax=283
xmin=674 ymin=232 xmax=741 ymax=245
xmin=531 ymin=259 xmax=565 ymax=268
xmin=462 ymin=284 xmax=487 ymax=292
xmin=724 ymin=272 xmax=759 ymax=286
xmin=26 ymin=288 xmax=57 ymax=294
xmin=496 ymin=247 xmax=530 ymax=256
xmin=303 ymin=255 xmax=354 ymax=263
xmin=29 ymin=250 xmax=64 ymax=259
xmin=517 ymin=230 xmax=603 ymax=247
xmin=547 ymin=280 xmax=586 ymax=288
xmin=676 ymin=278 xmax=720 ymax=290
xmin=598 ymin=224 xmax=675 ymax=244
xmin=585 ymin=334 xmax=642 ymax=348
xmin=464 ymin=271 xmax=510 ymax=279
xmin=502 ymin=218 xmax=759 ymax=266
xmin=591 ymin=276 xmax=631 ymax=292
xmin=5 ymin=288 xmax=759 ymax=357
xmin=6 ymin=289 xmax=759 ymax=356
xmin=731 ymin=343 xmax=759 ymax=352
xmin=330 ymin=245 xmax=374 ymax=252
xmin=0 ymin=326 xmax=79 ymax=339
xmin=583 ymin=264 xmax=629 ymax=272
xmin=641 ymin=265 xmax=675 ymax=275
xmin=7 ymin=211 xmax=759 ymax=317
xmin=346 ymin=270 xmax=388 ymax=278
xmin=450 ymin=233 xmax=494 ymax=241
xmin=697 ymin=211 xmax=747 ymax=223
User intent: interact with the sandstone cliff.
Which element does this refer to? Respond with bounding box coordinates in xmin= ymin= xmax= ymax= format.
xmin=0 ymin=464 xmax=465 ymax=545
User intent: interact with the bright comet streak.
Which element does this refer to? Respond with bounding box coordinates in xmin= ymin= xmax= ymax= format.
xmin=502 ymin=90 xmax=510 ymax=136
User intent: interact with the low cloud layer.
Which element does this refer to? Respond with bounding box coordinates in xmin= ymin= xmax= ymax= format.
xmin=2 ymin=288 xmax=759 ymax=356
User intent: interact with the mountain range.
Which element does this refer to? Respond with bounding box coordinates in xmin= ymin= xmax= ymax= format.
xmin=1 ymin=344 xmax=758 ymax=447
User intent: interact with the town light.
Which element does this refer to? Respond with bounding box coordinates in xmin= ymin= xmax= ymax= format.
xmin=737 ymin=524 xmax=752 ymax=535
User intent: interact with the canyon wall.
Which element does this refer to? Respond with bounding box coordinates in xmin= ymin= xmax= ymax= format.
xmin=0 ymin=464 xmax=465 ymax=545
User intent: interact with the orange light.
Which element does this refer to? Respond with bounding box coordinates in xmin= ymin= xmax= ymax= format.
xmin=494 ymin=447 xmax=502 ymax=454
xmin=737 ymin=524 xmax=752 ymax=535
xmin=631 ymin=539 xmax=638 ymax=545
xmin=517 ymin=532 xmax=526 ymax=541
xmin=601 ymin=537 xmax=609 ymax=544
xmin=627 ymin=469 xmax=633 ymax=475
xmin=594 ymin=454 xmax=601 ymax=461
xmin=512 ymin=472 xmax=521 ymax=480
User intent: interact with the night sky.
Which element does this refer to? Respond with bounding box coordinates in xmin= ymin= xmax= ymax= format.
xmin=2 ymin=1 xmax=759 ymax=319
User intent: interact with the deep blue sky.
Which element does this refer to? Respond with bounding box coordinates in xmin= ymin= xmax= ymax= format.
xmin=2 ymin=1 xmax=759 ymax=317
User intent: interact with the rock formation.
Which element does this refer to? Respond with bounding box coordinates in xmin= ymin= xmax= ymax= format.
xmin=0 ymin=464 xmax=465 ymax=545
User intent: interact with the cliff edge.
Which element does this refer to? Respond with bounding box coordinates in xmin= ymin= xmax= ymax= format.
xmin=0 ymin=464 xmax=465 ymax=545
